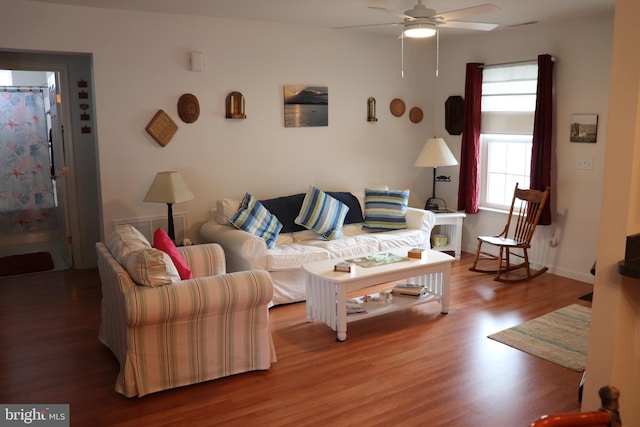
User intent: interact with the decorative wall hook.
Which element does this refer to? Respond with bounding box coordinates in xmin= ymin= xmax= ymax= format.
xmin=367 ymin=97 xmax=377 ymax=122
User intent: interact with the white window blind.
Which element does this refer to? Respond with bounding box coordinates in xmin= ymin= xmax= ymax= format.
xmin=481 ymin=62 xmax=538 ymax=134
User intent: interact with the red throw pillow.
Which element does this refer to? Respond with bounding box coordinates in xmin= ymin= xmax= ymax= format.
xmin=153 ymin=228 xmax=192 ymax=280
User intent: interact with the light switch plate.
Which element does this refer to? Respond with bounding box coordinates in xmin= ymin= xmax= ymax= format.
xmin=576 ymin=156 xmax=593 ymax=170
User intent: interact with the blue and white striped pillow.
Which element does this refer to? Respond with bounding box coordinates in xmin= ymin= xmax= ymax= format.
xmin=362 ymin=188 xmax=410 ymax=231
xmin=294 ymin=185 xmax=349 ymax=240
xmin=230 ymin=192 xmax=282 ymax=248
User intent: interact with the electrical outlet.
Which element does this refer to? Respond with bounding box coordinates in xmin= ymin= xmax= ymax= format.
xmin=576 ymin=156 xmax=593 ymax=170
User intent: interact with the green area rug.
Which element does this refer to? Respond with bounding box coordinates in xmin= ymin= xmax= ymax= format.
xmin=488 ymin=304 xmax=591 ymax=371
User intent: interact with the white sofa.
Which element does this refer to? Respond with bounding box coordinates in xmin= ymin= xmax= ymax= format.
xmin=199 ymin=190 xmax=437 ymax=305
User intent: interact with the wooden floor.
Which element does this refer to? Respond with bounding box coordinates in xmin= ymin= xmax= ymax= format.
xmin=0 ymin=253 xmax=594 ymax=427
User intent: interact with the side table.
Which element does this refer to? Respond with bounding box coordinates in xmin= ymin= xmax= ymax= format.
xmin=431 ymin=210 xmax=466 ymax=260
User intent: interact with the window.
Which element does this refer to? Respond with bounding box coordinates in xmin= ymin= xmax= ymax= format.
xmin=0 ymin=70 xmax=12 ymax=86
xmin=481 ymin=134 xmax=531 ymax=207
xmin=480 ymin=62 xmax=538 ymax=210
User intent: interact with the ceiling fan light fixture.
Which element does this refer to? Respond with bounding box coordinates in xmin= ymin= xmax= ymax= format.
xmin=403 ymin=22 xmax=436 ymax=38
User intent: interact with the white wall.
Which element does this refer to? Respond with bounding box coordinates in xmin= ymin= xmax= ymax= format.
xmin=427 ymin=13 xmax=613 ymax=283
xmin=0 ymin=0 xmax=436 ymax=245
xmin=9 ymin=70 xmax=47 ymax=86
xmin=583 ymin=0 xmax=640 ymax=421
xmin=0 ymin=0 xmax=613 ymax=284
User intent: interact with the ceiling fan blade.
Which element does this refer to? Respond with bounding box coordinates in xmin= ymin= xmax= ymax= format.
xmin=434 ymin=4 xmax=499 ymax=22
xmin=334 ymin=22 xmax=402 ymax=30
xmin=367 ymin=6 xmax=416 ymax=21
xmin=437 ymin=21 xmax=498 ymax=31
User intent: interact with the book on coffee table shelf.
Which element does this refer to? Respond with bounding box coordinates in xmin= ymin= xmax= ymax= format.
xmin=334 ymin=261 xmax=354 ymax=272
xmin=346 ymin=300 xmax=367 ymax=314
xmin=391 ymin=282 xmax=427 ymax=297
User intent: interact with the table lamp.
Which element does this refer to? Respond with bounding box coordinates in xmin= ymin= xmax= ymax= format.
xmin=144 ymin=171 xmax=194 ymax=241
xmin=414 ymin=137 xmax=458 ymax=211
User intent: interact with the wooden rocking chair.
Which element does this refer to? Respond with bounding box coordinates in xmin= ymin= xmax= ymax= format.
xmin=470 ymin=183 xmax=550 ymax=283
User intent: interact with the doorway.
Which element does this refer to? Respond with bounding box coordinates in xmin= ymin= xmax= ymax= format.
xmin=0 ymin=69 xmax=70 ymax=269
xmin=0 ymin=50 xmax=101 ymax=270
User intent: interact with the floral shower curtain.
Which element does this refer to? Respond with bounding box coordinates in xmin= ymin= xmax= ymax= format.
xmin=0 ymin=87 xmax=57 ymax=233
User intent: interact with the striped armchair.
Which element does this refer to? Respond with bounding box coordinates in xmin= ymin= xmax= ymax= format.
xmin=96 ymin=240 xmax=276 ymax=397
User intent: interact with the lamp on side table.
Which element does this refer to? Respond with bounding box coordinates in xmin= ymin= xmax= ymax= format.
xmin=414 ymin=137 xmax=458 ymax=211
xmin=144 ymin=171 xmax=194 ymax=242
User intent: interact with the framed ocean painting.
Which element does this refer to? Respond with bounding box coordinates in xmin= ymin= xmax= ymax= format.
xmin=570 ymin=114 xmax=598 ymax=143
xmin=283 ymin=85 xmax=328 ymax=127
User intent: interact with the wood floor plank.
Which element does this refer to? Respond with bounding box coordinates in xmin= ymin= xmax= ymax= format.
xmin=0 ymin=253 xmax=595 ymax=426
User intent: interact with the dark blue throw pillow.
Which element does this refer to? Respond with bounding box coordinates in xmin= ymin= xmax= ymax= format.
xmin=260 ymin=193 xmax=306 ymax=233
xmin=260 ymin=191 xmax=364 ymax=234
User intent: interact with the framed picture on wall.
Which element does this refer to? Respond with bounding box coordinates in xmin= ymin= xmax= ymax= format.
xmin=283 ymin=85 xmax=328 ymax=127
xmin=570 ymin=114 xmax=598 ymax=143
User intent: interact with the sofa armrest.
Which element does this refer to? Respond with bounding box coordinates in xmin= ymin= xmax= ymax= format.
xmin=96 ymin=242 xmax=136 ymax=291
xmin=177 ymin=243 xmax=226 ymax=277
xmin=405 ymin=207 xmax=436 ymax=247
xmin=200 ymin=218 xmax=268 ymax=272
xmin=124 ymin=270 xmax=274 ymax=327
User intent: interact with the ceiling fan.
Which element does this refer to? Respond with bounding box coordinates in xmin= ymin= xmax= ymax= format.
xmin=336 ymin=1 xmax=500 ymax=38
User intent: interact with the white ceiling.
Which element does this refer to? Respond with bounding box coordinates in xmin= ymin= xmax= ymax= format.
xmin=31 ymin=0 xmax=615 ymax=38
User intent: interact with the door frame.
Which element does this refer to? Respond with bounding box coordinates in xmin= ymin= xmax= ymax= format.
xmin=48 ymin=69 xmax=74 ymax=267
xmin=0 ymin=50 xmax=100 ymax=269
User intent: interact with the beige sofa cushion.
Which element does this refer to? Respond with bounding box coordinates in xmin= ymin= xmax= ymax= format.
xmin=303 ymin=235 xmax=380 ymax=260
xmin=215 ymin=199 xmax=241 ymax=224
xmin=108 ymin=224 xmax=151 ymax=266
xmin=267 ymin=244 xmax=331 ymax=271
xmin=125 ymin=248 xmax=180 ymax=287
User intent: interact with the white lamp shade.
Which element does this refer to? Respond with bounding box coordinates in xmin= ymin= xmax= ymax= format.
xmin=143 ymin=171 xmax=194 ymax=204
xmin=414 ymin=138 xmax=458 ymax=168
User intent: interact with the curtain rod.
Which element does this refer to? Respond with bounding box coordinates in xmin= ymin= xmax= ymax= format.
xmin=477 ymin=56 xmax=556 ymax=69
xmin=0 ymin=85 xmax=47 ymax=91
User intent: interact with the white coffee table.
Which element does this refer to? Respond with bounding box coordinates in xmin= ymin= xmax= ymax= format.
xmin=303 ymin=248 xmax=454 ymax=341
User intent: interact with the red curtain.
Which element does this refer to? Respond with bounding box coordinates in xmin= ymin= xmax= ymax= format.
xmin=457 ymin=63 xmax=483 ymax=214
xmin=530 ymin=54 xmax=554 ymax=225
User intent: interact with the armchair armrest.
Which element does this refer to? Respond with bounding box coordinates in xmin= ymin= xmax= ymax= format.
xmin=124 ymin=270 xmax=274 ymax=327
xmin=200 ymin=219 xmax=268 ymax=272
xmin=177 ymin=242 xmax=226 ymax=277
xmin=405 ymin=207 xmax=436 ymax=246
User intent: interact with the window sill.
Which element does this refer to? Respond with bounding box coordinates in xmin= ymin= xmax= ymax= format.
xmin=478 ymin=206 xmax=510 ymax=215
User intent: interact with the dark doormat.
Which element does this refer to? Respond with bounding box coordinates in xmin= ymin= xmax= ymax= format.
xmin=579 ymin=292 xmax=593 ymax=302
xmin=0 ymin=252 xmax=54 ymax=277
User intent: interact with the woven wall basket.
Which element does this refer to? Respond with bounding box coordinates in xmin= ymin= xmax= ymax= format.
xmin=177 ymin=93 xmax=200 ymax=123
xmin=145 ymin=109 xmax=178 ymax=147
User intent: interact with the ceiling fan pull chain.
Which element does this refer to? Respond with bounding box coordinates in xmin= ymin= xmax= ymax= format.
xmin=401 ymin=33 xmax=405 ymax=78
xmin=436 ymin=28 xmax=440 ymax=77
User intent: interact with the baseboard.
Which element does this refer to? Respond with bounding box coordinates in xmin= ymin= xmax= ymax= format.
xmin=461 ymin=246 xmax=595 ymax=285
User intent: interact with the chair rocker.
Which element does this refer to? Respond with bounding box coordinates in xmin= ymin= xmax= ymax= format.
xmin=470 ymin=183 xmax=550 ymax=283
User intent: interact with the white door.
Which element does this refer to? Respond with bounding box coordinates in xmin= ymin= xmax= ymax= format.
xmin=48 ymin=72 xmax=72 ymax=266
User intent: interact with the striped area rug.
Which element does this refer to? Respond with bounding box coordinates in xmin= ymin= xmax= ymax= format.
xmin=488 ymin=304 xmax=591 ymax=371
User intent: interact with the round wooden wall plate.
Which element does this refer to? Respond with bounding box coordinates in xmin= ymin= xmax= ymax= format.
xmin=409 ymin=107 xmax=424 ymax=123
xmin=390 ymin=98 xmax=406 ymax=117
xmin=177 ymin=93 xmax=200 ymax=123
